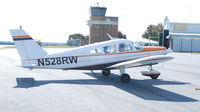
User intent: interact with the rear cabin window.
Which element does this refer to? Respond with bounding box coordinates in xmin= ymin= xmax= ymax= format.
xmin=90 ymin=48 xmax=101 ymax=54
xmin=103 ymin=46 xmax=111 ymax=54
xmin=103 ymin=45 xmax=116 ymax=54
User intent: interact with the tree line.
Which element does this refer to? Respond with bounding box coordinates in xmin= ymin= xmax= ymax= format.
xmin=142 ymin=23 xmax=163 ymax=42
xmin=68 ymin=31 xmax=126 ymax=40
xmin=68 ymin=24 xmax=163 ymax=42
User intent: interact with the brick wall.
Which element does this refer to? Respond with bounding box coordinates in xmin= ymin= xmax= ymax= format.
xmin=89 ymin=16 xmax=118 ymax=44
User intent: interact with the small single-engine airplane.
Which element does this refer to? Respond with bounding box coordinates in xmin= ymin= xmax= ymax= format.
xmin=10 ymin=28 xmax=173 ymax=83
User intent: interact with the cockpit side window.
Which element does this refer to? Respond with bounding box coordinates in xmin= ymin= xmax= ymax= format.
xmin=119 ymin=43 xmax=126 ymax=52
xmin=119 ymin=43 xmax=133 ymax=52
xmin=103 ymin=45 xmax=116 ymax=54
xmin=126 ymin=44 xmax=133 ymax=51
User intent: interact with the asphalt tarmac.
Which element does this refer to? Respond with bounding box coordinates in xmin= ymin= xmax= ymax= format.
xmin=0 ymin=48 xmax=199 ymax=112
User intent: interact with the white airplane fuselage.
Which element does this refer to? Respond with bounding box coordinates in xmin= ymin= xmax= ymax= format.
xmin=21 ymin=39 xmax=168 ymax=70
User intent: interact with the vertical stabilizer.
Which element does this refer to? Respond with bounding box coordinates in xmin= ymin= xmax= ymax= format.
xmin=10 ymin=28 xmax=47 ymax=60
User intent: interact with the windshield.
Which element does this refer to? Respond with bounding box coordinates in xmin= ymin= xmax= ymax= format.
xmin=132 ymin=42 xmax=143 ymax=50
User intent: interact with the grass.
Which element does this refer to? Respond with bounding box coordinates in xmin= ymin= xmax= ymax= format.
xmin=0 ymin=45 xmax=75 ymax=49
xmin=42 ymin=46 xmax=75 ymax=48
xmin=0 ymin=46 xmax=15 ymax=49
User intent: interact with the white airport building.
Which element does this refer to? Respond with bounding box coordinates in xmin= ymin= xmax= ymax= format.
xmin=164 ymin=17 xmax=200 ymax=52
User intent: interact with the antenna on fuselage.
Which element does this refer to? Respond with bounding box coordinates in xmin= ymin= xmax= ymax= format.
xmin=107 ymin=33 xmax=117 ymax=40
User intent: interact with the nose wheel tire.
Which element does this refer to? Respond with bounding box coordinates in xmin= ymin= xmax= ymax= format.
xmin=120 ymin=74 xmax=130 ymax=83
xmin=102 ymin=69 xmax=110 ymax=76
xmin=150 ymin=75 xmax=159 ymax=79
xmin=141 ymin=65 xmax=160 ymax=80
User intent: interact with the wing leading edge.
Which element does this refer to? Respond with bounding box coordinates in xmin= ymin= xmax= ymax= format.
xmin=106 ymin=55 xmax=174 ymax=69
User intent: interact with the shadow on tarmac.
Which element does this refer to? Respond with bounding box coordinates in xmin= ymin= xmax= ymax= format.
xmin=14 ymin=72 xmax=198 ymax=102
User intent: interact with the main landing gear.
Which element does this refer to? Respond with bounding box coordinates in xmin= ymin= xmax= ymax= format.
xmin=119 ymin=67 xmax=130 ymax=83
xmin=100 ymin=65 xmax=160 ymax=83
xmin=101 ymin=67 xmax=130 ymax=83
xmin=120 ymin=73 xmax=130 ymax=83
xmin=141 ymin=65 xmax=160 ymax=79
xmin=102 ymin=69 xmax=110 ymax=76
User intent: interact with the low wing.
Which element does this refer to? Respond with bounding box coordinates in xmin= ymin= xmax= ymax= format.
xmin=107 ymin=55 xmax=174 ymax=69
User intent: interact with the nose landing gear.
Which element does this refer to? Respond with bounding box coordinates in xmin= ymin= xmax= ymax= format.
xmin=141 ymin=65 xmax=160 ymax=79
xmin=119 ymin=67 xmax=130 ymax=83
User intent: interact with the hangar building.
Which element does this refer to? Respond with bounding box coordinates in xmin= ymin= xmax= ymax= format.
xmin=164 ymin=17 xmax=200 ymax=52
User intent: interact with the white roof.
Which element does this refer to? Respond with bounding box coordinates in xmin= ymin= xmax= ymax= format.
xmin=170 ymin=33 xmax=200 ymax=36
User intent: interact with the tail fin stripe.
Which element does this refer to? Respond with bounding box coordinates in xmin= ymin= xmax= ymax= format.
xmin=13 ymin=38 xmax=33 ymax=41
xmin=13 ymin=35 xmax=31 ymax=38
xmin=12 ymin=35 xmax=33 ymax=41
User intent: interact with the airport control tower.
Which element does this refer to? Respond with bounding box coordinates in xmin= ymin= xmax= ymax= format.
xmin=87 ymin=6 xmax=118 ymax=44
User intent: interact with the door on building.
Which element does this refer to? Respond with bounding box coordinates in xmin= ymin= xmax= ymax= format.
xmin=192 ymin=39 xmax=200 ymax=52
xmin=173 ymin=38 xmax=182 ymax=52
xmin=181 ymin=38 xmax=192 ymax=52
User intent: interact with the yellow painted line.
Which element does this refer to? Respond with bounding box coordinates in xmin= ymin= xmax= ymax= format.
xmin=194 ymin=88 xmax=200 ymax=91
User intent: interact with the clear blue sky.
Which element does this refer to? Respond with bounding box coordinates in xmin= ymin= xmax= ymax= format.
xmin=0 ymin=0 xmax=199 ymax=42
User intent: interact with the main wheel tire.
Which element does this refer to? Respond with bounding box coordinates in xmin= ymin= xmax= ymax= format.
xmin=102 ymin=69 xmax=110 ymax=76
xmin=150 ymin=75 xmax=159 ymax=79
xmin=120 ymin=74 xmax=130 ymax=83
